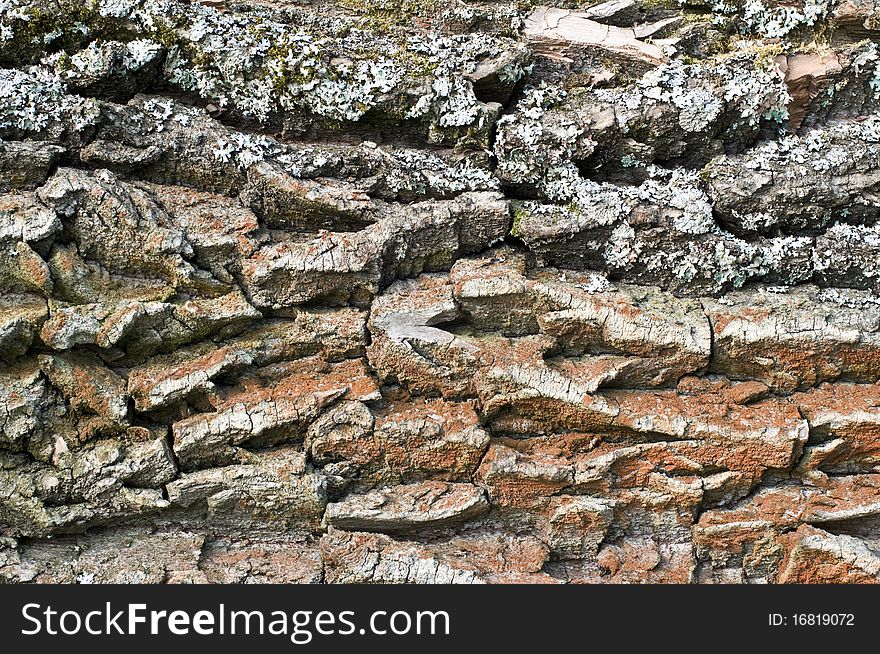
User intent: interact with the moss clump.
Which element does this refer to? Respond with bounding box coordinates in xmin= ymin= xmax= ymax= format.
xmin=636 ymin=0 xmax=680 ymax=10
xmin=339 ymin=0 xmax=445 ymax=31
xmin=2 ymin=4 xmax=128 ymax=64
xmin=510 ymin=204 xmax=528 ymax=239
xmin=390 ymin=47 xmax=438 ymax=81
xmin=698 ymin=162 xmax=716 ymax=185
xmin=753 ymin=43 xmax=785 ymax=72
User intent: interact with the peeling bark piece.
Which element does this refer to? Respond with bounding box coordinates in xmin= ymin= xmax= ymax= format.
xmin=306 ymin=401 xmax=376 ymax=473
xmin=0 ymin=194 xmax=60 ymax=243
xmin=695 ymin=475 xmax=880 ymax=583
xmin=0 ymin=363 xmax=59 ymax=451
xmin=46 ymin=243 xmax=174 ymax=306
xmin=120 ymin=291 xmax=261 ymax=354
xmin=607 ymin=390 xmax=808 ymax=488
xmin=476 ymin=443 xmax=574 ymax=510
xmin=706 ymin=117 xmax=880 ymax=235
xmin=221 ymin=311 xmax=367 ymax=364
xmin=524 ymin=6 xmax=667 ymax=74
xmin=547 ymin=496 xmax=615 ymax=560
xmin=40 ymin=290 xmax=260 ymax=355
xmin=171 ymin=358 xmax=375 ymax=470
xmin=368 ymin=261 xmax=729 ymax=442
xmin=165 ymin=448 xmax=327 ymax=527
xmin=777 ymin=51 xmax=843 ymax=129
xmin=122 ymin=427 xmax=178 ymax=488
xmin=448 ymin=250 xmax=543 ymax=335
xmin=128 ymin=309 xmax=366 ymax=412
xmin=367 ymin=273 xmax=621 ymax=430
xmin=276 ymin=309 xmax=368 ymax=361
xmin=697 ymin=475 xmax=880 ymax=559
xmin=433 ymin=531 xmax=555 ymax=583
xmin=240 ymin=191 xmax=509 ymax=308
xmin=0 ymin=435 xmax=175 ymax=538
xmin=705 ymin=286 xmax=880 ymax=392
xmin=370 ymin=399 xmax=490 ymax=482
xmin=0 ymin=293 xmax=47 ymax=359
xmin=795 ymin=43 xmax=880 ymax=128
xmin=37 ymin=168 xmax=197 ymax=285
xmin=128 ymin=344 xmax=253 ymax=412
xmin=1 ymin=528 xmax=205 ymax=584
xmin=308 ymin=398 xmax=490 ymax=487
xmin=39 ymin=303 xmax=111 ymax=351
xmin=723 ymin=380 xmax=771 ymax=405
xmin=136 ymin=180 xmax=263 ymax=281
xmin=200 ymin=534 xmax=323 ymax=583
xmin=39 ymin=352 xmax=129 ymax=425
xmin=795 ymin=383 xmax=880 ymax=476
xmin=0 ymin=471 xmax=71 ymax=538
xmin=47 ymin=488 xmax=170 ymax=538
xmin=778 ymin=525 xmax=880 ymax=584
xmin=65 ymin=432 xmax=177 ymax=493
xmin=172 ymin=384 xmax=343 ymax=470
xmin=582 ymin=0 xmax=640 ymax=22
xmin=243 ymin=161 xmax=380 ymax=233
xmin=485 ymin=386 xmax=804 ymax=510
xmin=320 ymin=527 xmax=555 ymax=584
xmin=0 ymin=141 xmax=65 ymax=192
xmin=324 ymin=481 xmax=489 ymax=533
xmin=449 ymin=249 xmax=712 ymax=386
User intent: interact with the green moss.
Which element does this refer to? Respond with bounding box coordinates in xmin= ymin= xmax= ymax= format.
xmin=563 ymin=71 xmax=597 ymax=91
xmin=510 ymin=204 xmax=527 ymax=239
xmin=753 ymin=44 xmax=785 ymax=73
xmin=339 ymin=0 xmax=445 ymax=31
xmin=597 ymin=55 xmax=641 ymax=87
xmin=2 ymin=3 xmax=142 ymax=64
xmin=151 ymin=21 xmax=181 ymax=49
xmin=635 ymin=0 xmax=679 ymax=10
xmin=682 ymin=10 xmax=712 ymax=23
xmin=53 ymin=51 xmax=72 ymax=74
xmin=697 ymin=163 xmax=715 ymax=185
xmin=382 ymin=92 xmax=422 ymax=121
xmin=390 ymin=47 xmax=437 ymax=80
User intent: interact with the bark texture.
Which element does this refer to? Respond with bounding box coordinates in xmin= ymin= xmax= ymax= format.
xmin=2 ymin=0 xmax=880 ymax=584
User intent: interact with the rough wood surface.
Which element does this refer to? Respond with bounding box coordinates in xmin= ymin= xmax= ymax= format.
xmin=2 ymin=0 xmax=880 ymax=584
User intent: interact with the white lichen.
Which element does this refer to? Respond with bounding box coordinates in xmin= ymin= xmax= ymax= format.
xmin=0 ymin=66 xmax=98 ymax=133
